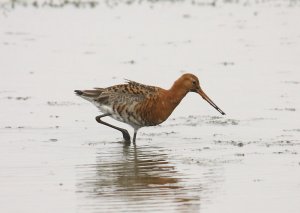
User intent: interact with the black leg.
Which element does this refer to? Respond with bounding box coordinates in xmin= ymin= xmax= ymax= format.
xmin=133 ymin=130 xmax=138 ymax=144
xmin=95 ymin=114 xmax=131 ymax=142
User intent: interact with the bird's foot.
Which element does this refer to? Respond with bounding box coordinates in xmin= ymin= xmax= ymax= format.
xmin=121 ymin=130 xmax=131 ymax=143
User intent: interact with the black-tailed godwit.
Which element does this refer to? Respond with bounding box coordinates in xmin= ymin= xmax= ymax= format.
xmin=75 ymin=73 xmax=225 ymax=143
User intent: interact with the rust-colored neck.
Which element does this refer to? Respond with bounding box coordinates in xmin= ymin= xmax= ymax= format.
xmin=167 ymin=80 xmax=189 ymax=107
xmin=154 ymin=81 xmax=189 ymax=123
xmin=140 ymin=81 xmax=190 ymax=126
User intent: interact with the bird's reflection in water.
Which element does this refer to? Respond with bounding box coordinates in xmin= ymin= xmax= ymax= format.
xmin=118 ymin=144 xmax=179 ymax=190
xmin=76 ymin=143 xmax=201 ymax=212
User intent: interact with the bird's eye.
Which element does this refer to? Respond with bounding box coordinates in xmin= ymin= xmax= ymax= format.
xmin=192 ymin=80 xmax=196 ymax=85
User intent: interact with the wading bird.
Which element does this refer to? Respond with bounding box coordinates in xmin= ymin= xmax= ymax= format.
xmin=75 ymin=73 xmax=225 ymax=143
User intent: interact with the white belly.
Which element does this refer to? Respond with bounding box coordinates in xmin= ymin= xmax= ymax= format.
xmin=95 ymin=103 xmax=143 ymax=129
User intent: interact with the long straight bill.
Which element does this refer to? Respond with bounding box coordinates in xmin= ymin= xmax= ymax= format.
xmin=198 ymin=89 xmax=226 ymax=115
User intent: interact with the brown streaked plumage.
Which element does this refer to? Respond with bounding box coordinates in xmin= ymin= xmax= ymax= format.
xmin=75 ymin=73 xmax=225 ymax=143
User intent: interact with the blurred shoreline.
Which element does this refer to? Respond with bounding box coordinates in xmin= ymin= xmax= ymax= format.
xmin=1 ymin=0 xmax=300 ymax=9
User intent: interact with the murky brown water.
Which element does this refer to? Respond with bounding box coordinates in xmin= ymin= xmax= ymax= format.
xmin=1 ymin=4 xmax=300 ymax=213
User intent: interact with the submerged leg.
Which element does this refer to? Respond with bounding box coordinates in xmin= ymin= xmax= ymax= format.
xmin=95 ymin=114 xmax=131 ymax=142
xmin=133 ymin=130 xmax=138 ymax=144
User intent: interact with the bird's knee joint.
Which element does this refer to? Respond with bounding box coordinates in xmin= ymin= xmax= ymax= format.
xmin=95 ymin=116 xmax=101 ymax=122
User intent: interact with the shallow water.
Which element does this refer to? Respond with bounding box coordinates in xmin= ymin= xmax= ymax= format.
xmin=1 ymin=3 xmax=300 ymax=213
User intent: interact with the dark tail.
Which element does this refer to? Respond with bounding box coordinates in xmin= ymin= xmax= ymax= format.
xmin=74 ymin=88 xmax=104 ymax=98
xmin=74 ymin=90 xmax=83 ymax=95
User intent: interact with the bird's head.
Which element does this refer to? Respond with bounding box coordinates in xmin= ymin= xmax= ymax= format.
xmin=178 ymin=73 xmax=226 ymax=115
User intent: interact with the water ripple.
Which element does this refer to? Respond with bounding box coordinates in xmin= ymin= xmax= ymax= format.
xmin=75 ymin=144 xmax=221 ymax=212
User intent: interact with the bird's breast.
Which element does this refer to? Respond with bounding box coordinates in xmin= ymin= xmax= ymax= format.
xmin=136 ymin=94 xmax=179 ymax=126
